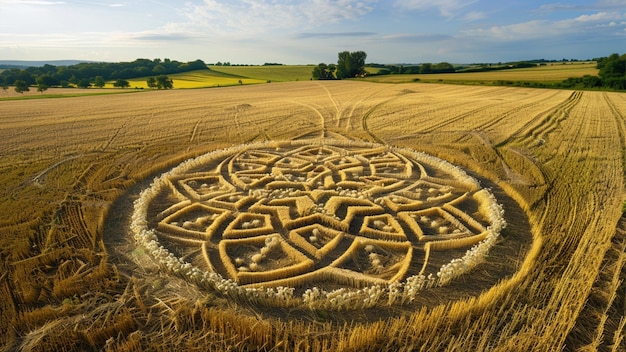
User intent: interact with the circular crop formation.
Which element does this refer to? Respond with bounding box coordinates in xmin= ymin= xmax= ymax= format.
xmin=131 ymin=140 xmax=506 ymax=310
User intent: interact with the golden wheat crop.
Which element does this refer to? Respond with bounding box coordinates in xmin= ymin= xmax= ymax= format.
xmin=0 ymin=80 xmax=625 ymax=351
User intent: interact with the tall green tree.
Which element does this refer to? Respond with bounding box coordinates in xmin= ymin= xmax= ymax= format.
xmin=147 ymin=76 xmax=157 ymax=89
xmin=155 ymin=75 xmax=173 ymax=89
xmin=336 ymin=51 xmax=367 ymax=79
xmin=77 ymin=79 xmax=91 ymax=88
xmin=1 ymin=78 xmax=8 ymax=92
xmin=113 ymin=79 xmax=130 ymax=88
xmin=598 ymin=53 xmax=626 ymax=90
xmin=35 ymin=76 xmax=49 ymax=93
xmin=93 ymin=76 xmax=106 ymax=88
xmin=36 ymin=75 xmax=59 ymax=87
xmin=312 ymin=63 xmax=336 ymax=80
xmin=14 ymin=80 xmax=29 ymax=94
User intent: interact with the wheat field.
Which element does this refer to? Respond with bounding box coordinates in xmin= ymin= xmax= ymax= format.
xmin=1 ymin=81 xmax=625 ymax=351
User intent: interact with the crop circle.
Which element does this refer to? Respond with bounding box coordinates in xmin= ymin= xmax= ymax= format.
xmin=131 ymin=140 xmax=505 ymax=309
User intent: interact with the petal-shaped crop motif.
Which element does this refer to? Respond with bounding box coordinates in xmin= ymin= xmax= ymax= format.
xmin=132 ymin=140 xmax=505 ymax=308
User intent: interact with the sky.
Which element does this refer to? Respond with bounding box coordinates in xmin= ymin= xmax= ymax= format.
xmin=0 ymin=0 xmax=624 ymax=64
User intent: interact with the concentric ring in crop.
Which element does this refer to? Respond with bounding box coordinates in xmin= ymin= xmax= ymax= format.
xmin=131 ymin=139 xmax=506 ymax=310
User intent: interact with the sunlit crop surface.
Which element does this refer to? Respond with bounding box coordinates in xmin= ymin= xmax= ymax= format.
xmin=1 ymin=81 xmax=625 ymax=351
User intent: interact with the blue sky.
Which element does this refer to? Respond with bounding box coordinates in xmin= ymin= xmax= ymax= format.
xmin=0 ymin=0 xmax=624 ymax=64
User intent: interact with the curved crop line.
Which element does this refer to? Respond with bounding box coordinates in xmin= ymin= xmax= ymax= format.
xmin=329 ymin=85 xmax=387 ymax=131
xmin=344 ymin=87 xmax=390 ymax=132
xmin=314 ymin=82 xmax=383 ymax=132
xmin=31 ymin=154 xmax=83 ymax=184
xmin=189 ymin=119 xmax=202 ymax=143
xmin=337 ymin=86 xmax=370 ymax=129
xmin=282 ymin=100 xmax=327 ymax=137
xmin=314 ymin=82 xmax=340 ymax=124
xmin=360 ymin=93 xmax=412 ymax=144
xmin=361 ymin=89 xmax=422 ymax=144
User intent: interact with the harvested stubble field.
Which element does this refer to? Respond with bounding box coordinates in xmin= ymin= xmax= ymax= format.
xmin=0 ymin=80 xmax=625 ymax=351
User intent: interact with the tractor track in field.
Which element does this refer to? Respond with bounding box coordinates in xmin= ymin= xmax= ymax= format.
xmin=602 ymin=93 xmax=626 ymax=177
xmin=406 ymin=87 xmax=534 ymax=135
xmin=456 ymin=91 xmax=568 ymax=191
xmin=315 ymin=82 xmax=340 ymax=126
xmin=314 ymin=83 xmax=390 ymax=135
xmin=100 ymin=116 xmax=138 ymax=152
xmin=538 ymin=92 xmax=586 ymax=177
xmin=495 ymin=91 xmax=583 ymax=148
xmin=476 ymin=90 xmax=566 ymax=133
xmin=418 ymin=102 xmax=503 ymax=134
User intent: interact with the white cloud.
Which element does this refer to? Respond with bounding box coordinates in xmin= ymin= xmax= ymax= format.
xmin=596 ymin=0 xmax=626 ymax=8
xmin=463 ymin=11 xmax=486 ymax=21
xmin=538 ymin=0 xmax=626 ymax=14
xmin=393 ymin=0 xmax=477 ymax=18
xmin=571 ymin=11 xmax=618 ymax=22
xmin=466 ymin=11 xmax=626 ymax=40
xmin=538 ymin=3 xmax=577 ymax=12
xmin=381 ymin=33 xmax=452 ymax=42
xmin=179 ymin=0 xmax=377 ymax=35
xmin=0 ymin=32 xmax=135 ymax=48
xmin=2 ymin=0 xmax=65 ymax=4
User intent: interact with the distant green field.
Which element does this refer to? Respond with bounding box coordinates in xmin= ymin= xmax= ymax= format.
xmin=106 ymin=65 xmax=315 ymax=89
xmin=209 ymin=65 xmax=315 ymax=82
xmin=105 ymin=70 xmax=265 ymax=89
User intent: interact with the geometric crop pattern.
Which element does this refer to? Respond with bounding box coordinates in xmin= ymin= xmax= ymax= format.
xmin=141 ymin=141 xmax=496 ymax=290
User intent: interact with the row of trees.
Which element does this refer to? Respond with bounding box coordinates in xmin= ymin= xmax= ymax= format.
xmin=596 ymin=53 xmax=626 ymax=90
xmin=313 ymin=54 xmax=456 ymax=79
xmin=146 ymin=75 xmax=174 ymax=89
xmin=0 ymin=58 xmax=205 ymax=90
xmin=556 ymin=53 xmax=625 ymax=89
xmin=371 ymin=62 xmax=455 ymax=75
xmin=312 ymin=51 xmax=625 ymax=90
xmin=3 ymin=74 xmax=174 ymax=94
xmin=312 ymin=51 xmax=367 ymax=80
xmin=3 ymin=52 xmax=623 ymax=92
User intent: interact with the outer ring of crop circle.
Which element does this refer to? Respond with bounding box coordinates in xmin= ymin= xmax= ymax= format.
xmin=130 ymin=139 xmax=507 ymax=310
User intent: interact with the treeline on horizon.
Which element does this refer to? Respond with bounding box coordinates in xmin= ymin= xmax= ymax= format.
xmin=312 ymin=52 xmax=625 ymax=90
xmin=479 ymin=54 xmax=625 ymax=90
xmin=368 ymin=60 xmax=546 ymax=75
xmin=0 ymin=58 xmax=209 ymax=88
xmin=1 ymin=53 xmax=624 ymax=91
